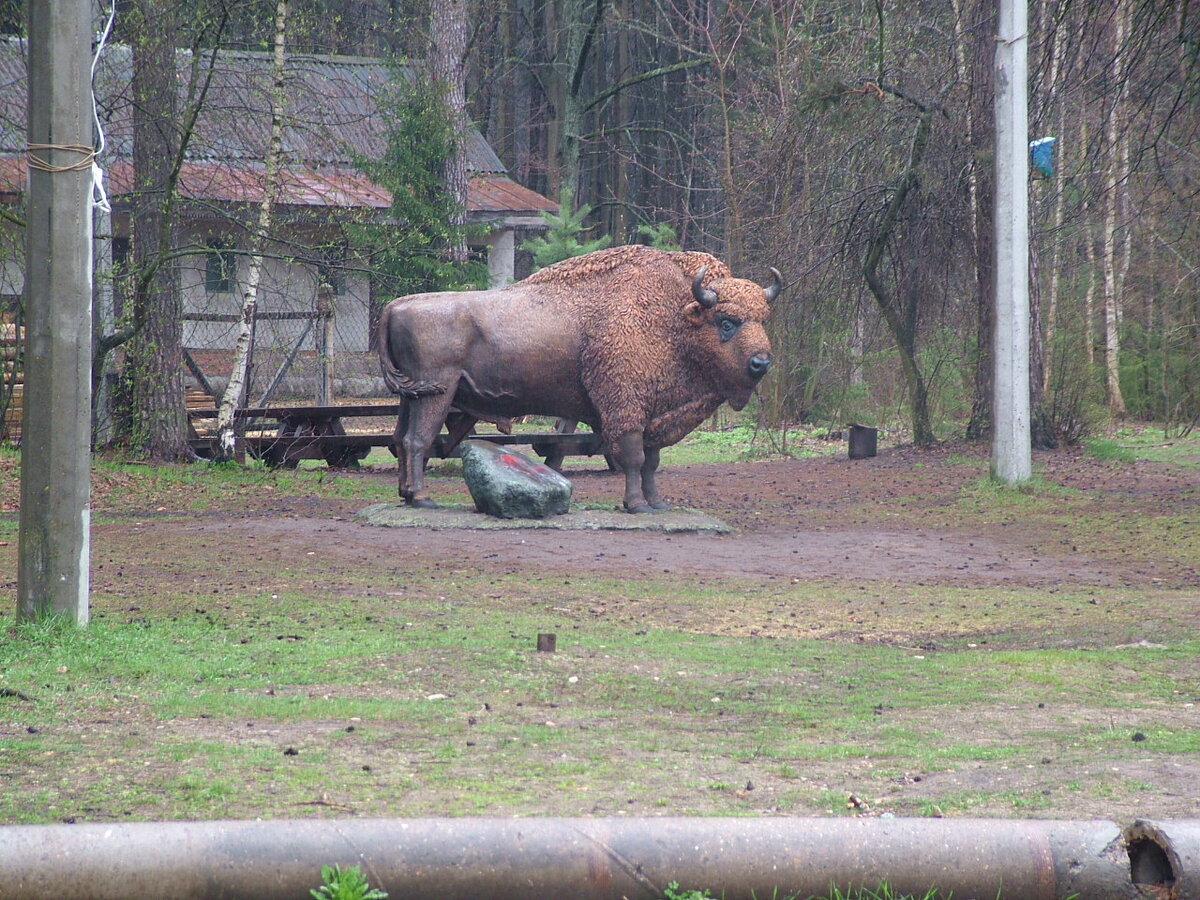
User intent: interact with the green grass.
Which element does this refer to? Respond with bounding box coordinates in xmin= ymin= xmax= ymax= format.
xmin=661 ymin=423 xmax=843 ymax=465
xmin=2 ymin=587 xmax=1197 ymax=823
xmin=1108 ymin=426 xmax=1200 ymax=466
xmin=1083 ymin=438 xmax=1139 ymax=463
xmin=2 ymin=423 xmax=1198 ymax=825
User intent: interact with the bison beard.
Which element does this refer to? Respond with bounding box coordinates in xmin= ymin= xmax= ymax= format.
xmin=377 ymin=245 xmax=782 ymax=512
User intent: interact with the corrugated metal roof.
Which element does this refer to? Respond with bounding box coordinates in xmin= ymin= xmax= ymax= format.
xmin=0 ymin=154 xmax=554 ymax=216
xmin=0 ymin=36 xmax=552 ymax=217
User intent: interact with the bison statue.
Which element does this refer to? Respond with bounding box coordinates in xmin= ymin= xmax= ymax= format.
xmin=377 ymin=244 xmax=781 ymax=513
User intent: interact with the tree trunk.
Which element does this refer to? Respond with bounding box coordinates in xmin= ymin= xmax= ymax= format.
xmin=1028 ymin=193 xmax=1052 ymax=448
xmin=556 ymin=0 xmax=607 ymax=209
xmin=429 ymin=0 xmax=469 ymax=263
xmin=512 ymin=0 xmax=537 ymax=191
xmin=1079 ymin=119 xmax=1097 ymax=368
xmin=216 ymin=0 xmax=288 ymax=460
xmin=126 ymin=0 xmax=186 ymax=461
xmin=1042 ymin=0 xmax=1066 ymax=396
xmin=860 ymin=103 xmax=937 ymax=446
xmin=1101 ymin=0 xmax=1129 ymax=417
xmin=964 ymin=0 xmax=995 ymax=441
xmin=609 ymin=0 xmax=631 ymax=242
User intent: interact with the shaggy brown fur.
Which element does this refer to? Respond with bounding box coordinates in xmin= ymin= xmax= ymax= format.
xmin=377 ymin=245 xmax=779 ymax=512
xmin=524 ymin=244 xmax=732 ymax=288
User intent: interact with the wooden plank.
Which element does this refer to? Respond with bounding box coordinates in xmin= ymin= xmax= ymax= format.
xmin=3 ymin=323 xmax=25 ymax=440
xmin=188 ymin=402 xmax=403 ymax=420
xmin=185 ymin=390 xmax=216 ymax=410
xmin=182 ymin=311 xmax=329 ymax=322
xmin=188 ymin=430 xmax=604 ymax=463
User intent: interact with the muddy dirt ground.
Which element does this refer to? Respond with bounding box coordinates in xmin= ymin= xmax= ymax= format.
xmin=201 ymin=440 xmax=1198 ymax=592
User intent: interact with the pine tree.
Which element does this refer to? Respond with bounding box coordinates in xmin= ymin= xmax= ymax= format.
xmin=520 ymin=189 xmax=610 ymax=270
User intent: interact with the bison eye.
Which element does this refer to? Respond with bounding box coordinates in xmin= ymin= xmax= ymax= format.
xmin=717 ymin=316 xmax=741 ymax=342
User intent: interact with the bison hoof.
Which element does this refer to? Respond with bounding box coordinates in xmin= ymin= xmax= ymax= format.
xmin=407 ymin=497 xmax=439 ymax=510
xmin=649 ymin=499 xmax=671 ymax=510
xmin=625 ymin=503 xmax=657 ymax=514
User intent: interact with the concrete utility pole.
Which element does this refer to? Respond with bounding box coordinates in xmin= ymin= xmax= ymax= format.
xmin=991 ymin=0 xmax=1032 ymax=484
xmin=18 ymin=0 xmax=94 ymax=624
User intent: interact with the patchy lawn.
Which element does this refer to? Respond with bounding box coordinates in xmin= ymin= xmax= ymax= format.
xmin=1 ymin=432 xmax=1198 ymax=824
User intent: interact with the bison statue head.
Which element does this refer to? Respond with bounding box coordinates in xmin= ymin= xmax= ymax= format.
xmin=685 ymin=264 xmax=781 ymax=410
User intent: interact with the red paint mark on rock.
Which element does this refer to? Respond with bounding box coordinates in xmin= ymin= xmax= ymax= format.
xmin=501 ymin=452 xmax=550 ymax=476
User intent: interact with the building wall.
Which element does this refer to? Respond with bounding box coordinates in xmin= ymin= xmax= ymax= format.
xmin=179 ymin=223 xmax=372 ymax=357
xmin=0 ymin=222 xmax=21 ymax=313
xmin=0 ymin=213 xmax=526 ymax=398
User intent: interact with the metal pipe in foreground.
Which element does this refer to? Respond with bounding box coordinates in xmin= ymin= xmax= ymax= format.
xmin=0 ymin=817 xmax=1196 ymax=900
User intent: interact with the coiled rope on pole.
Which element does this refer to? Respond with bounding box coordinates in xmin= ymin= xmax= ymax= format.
xmin=25 ymin=143 xmax=96 ymax=174
xmin=24 ymin=0 xmax=115 ymax=214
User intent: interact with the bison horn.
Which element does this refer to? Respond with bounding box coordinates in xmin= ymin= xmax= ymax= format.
xmin=692 ymin=266 xmax=719 ymax=309
xmin=763 ymin=267 xmax=783 ymax=302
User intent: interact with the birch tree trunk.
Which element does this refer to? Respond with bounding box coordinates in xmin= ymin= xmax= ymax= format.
xmin=1101 ymin=0 xmax=1129 ymax=417
xmin=1043 ymin=2 xmax=1066 ymax=395
xmin=430 ymin=0 xmax=469 ymax=263
xmin=963 ymin=0 xmax=995 ymax=441
xmin=216 ymin=0 xmax=288 ymax=460
xmin=1080 ymin=119 xmax=1096 ymax=368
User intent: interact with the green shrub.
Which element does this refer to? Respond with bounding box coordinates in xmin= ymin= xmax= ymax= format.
xmin=310 ymin=864 xmax=387 ymax=900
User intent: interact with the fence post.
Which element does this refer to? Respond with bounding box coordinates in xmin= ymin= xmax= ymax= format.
xmin=315 ymin=283 xmax=334 ymax=405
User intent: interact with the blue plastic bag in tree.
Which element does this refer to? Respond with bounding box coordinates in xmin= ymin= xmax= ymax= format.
xmin=1030 ymin=136 xmax=1056 ymax=179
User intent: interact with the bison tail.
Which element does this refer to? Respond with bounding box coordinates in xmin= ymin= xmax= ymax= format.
xmin=377 ymin=304 xmax=447 ymax=398
xmin=382 ymin=368 xmax=446 ymax=398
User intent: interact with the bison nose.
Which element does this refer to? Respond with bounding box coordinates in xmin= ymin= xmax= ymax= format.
xmin=747 ymin=353 xmax=772 ymax=380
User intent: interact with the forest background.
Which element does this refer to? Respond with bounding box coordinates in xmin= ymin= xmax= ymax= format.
xmin=0 ymin=0 xmax=1197 ymax=459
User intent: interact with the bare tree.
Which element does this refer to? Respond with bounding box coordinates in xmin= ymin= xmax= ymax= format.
xmin=857 ymin=87 xmax=940 ymax=446
xmin=1100 ymin=0 xmax=1130 ymax=417
xmin=962 ymin=0 xmax=995 ymax=441
xmin=97 ymin=1 xmax=228 ymax=457
xmin=216 ymin=0 xmax=289 ymax=460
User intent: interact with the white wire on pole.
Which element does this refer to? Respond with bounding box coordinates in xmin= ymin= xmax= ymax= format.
xmin=88 ymin=0 xmax=116 ymax=212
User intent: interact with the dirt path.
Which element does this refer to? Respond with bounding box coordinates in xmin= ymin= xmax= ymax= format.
xmin=145 ymin=443 xmax=1197 ymax=591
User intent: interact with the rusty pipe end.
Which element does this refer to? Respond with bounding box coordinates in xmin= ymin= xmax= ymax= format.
xmin=1125 ymin=819 xmax=1200 ymax=899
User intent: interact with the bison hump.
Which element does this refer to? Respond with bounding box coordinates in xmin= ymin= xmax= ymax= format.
xmin=524 ymin=245 xmax=666 ymax=287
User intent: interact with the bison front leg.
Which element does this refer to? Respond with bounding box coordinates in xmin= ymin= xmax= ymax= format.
xmin=614 ymin=431 xmax=666 ymax=513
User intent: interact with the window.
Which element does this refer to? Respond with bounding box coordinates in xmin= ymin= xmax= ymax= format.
xmin=205 ymin=240 xmax=236 ymax=293
xmin=316 ymin=250 xmax=346 ymax=297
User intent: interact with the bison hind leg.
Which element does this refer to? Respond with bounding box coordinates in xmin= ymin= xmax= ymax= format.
xmin=396 ymin=390 xmax=458 ymax=508
xmin=641 ymin=447 xmax=671 ymax=511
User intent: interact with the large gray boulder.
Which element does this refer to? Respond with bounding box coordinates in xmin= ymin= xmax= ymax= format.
xmin=459 ymin=440 xmax=573 ymax=519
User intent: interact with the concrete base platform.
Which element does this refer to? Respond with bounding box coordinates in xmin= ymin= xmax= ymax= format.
xmin=357 ymin=502 xmax=732 ymax=534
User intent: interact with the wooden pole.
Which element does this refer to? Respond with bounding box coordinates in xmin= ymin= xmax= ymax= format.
xmin=18 ymin=0 xmax=93 ymax=623
xmin=991 ymin=0 xmax=1032 ymax=484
